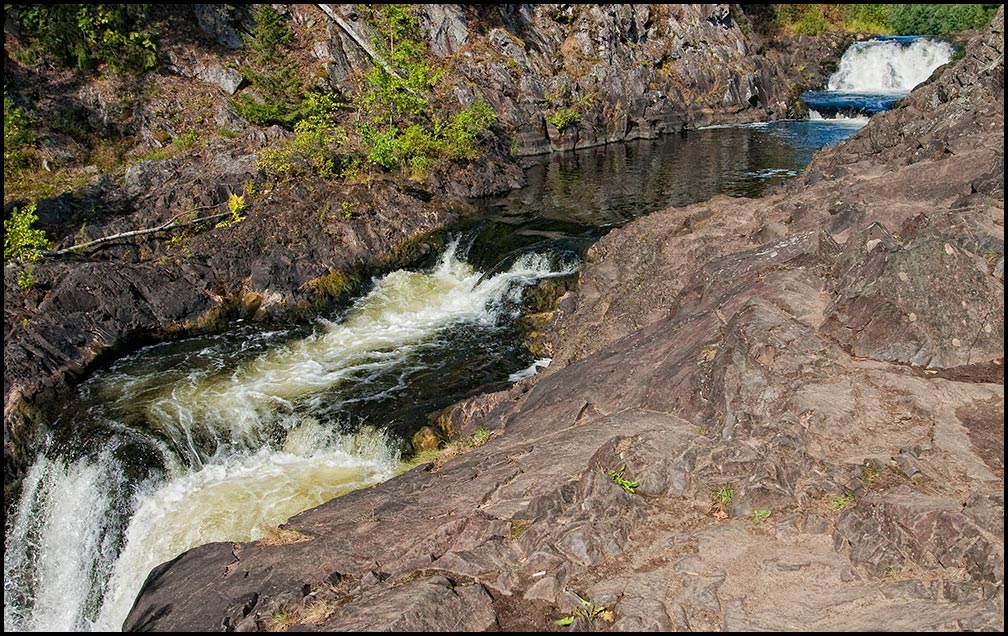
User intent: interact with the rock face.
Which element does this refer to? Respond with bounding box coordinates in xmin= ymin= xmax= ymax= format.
xmin=124 ymin=7 xmax=1003 ymax=633
xmin=323 ymin=4 xmax=847 ymax=154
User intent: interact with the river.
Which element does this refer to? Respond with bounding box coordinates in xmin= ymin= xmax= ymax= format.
xmin=3 ymin=35 xmax=953 ymax=632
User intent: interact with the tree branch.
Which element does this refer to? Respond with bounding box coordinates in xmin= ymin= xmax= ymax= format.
xmin=316 ymin=4 xmax=404 ymax=81
xmin=35 ymin=208 xmax=233 ymax=257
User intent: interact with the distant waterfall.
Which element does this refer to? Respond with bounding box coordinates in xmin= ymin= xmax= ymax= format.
xmin=802 ymin=36 xmax=954 ymax=119
xmin=827 ymin=36 xmax=954 ymax=93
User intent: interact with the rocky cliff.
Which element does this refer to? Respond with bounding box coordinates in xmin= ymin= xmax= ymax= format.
xmin=123 ymin=6 xmax=1003 ymax=633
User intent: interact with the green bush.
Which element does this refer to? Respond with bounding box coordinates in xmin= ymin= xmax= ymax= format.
xmin=841 ymin=4 xmax=892 ymax=33
xmin=13 ymin=4 xmax=157 ymax=73
xmin=233 ymin=5 xmax=305 ymax=127
xmin=255 ymin=5 xmax=498 ymax=180
xmin=887 ymin=4 xmax=999 ymax=36
xmin=4 ymin=203 xmax=50 ymax=263
xmin=547 ymin=107 xmax=581 ymax=133
xmin=360 ymin=123 xmax=402 ymax=171
xmin=4 ymin=94 xmax=35 ymax=173
xmin=441 ymin=101 xmax=497 ymax=160
xmin=257 ymin=93 xmax=343 ymax=177
xmin=746 ymin=4 xmax=997 ymax=36
xmin=359 ymin=5 xmax=444 ymax=122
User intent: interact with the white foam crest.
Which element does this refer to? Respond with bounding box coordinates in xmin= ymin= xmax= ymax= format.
xmin=143 ymin=243 xmax=572 ymax=452
xmin=508 ymin=357 xmax=551 ymax=382
xmin=93 ymin=422 xmax=397 ymax=631
xmin=827 ymin=38 xmax=954 ymax=93
xmin=3 ymin=454 xmax=118 ymax=632
xmin=807 ymin=110 xmax=870 ymax=127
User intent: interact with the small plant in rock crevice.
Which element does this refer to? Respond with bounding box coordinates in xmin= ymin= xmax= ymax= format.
xmin=555 ymin=595 xmax=614 ymax=626
xmin=4 ymin=202 xmax=50 ymax=263
xmin=831 ymin=493 xmax=855 ymax=510
xmin=216 ymin=193 xmax=248 ymax=228
xmin=710 ymin=483 xmax=734 ymax=519
xmin=607 ymin=463 xmax=640 ymax=494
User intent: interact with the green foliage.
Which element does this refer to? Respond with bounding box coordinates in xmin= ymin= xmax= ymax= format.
xmin=751 ymin=509 xmax=772 ymax=525
xmin=441 ymin=101 xmax=497 ymax=160
xmin=255 ymin=4 xmax=497 ymax=181
xmin=842 ymin=4 xmax=892 ymax=33
xmin=257 ymin=93 xmax=343 ymax=177
xmin=861 ymin=464 xmax=881 ymax=487
xmin=233 ymin=5 xmax=304 ymax=127
xmin=4 ymin=94 xmax=35 ymax=173
xmin=547 ymin=107 xmax=581 ymax=133
xmin=555 ymin=595 xmax=614 ymax=626
xmin=746 ymin=4 xmax=997 ymax=36
xmin=4 ymin=203 xmax=50 ymax=263
xmin=831 ymin=493 xmax=856 ymax=510
xmin=786 ymin=4 xmax=833 ymax=35
xmin=173 ymin=130 xmax=198 ymax=150
xmin=607 ymin=463 xmax=640 ymax=494
xmin=13 ymin=4 xmax=157 ymax=73
xmin=16 ymin=262 xmax=36 ymax=289
xmin=769 ymin=4 xmax=838 ymax=34
xmin=359 ymin=4 xmax=443 ymax=122
xmin=470 ymin=426 xmax=491 ymax=448
xmin=710 ymin=484 xmax=734 ymax=517
xmin=544 ymin=87 xmax=592 ymax=134
xmin=887 ymin=4 xmax=999 ymax=36
xmin=216 ymin=193 xmax=247 ymax=228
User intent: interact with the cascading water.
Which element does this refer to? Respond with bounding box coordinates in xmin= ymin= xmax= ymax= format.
xmin=3 ymin=240 xmax=576 ymax=632
xmin=802 ymin=35 xmax=954 ymax=118
xmin=4 ymin=123 xmax=870 ymax=632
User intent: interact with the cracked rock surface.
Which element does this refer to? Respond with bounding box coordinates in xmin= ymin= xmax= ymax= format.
xmin=125 ymin=8 xmax=1004 ymax=632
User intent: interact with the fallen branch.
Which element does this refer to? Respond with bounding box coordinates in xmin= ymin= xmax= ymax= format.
xmin=316 ymin=4 xmax=407 ymax=83
xmin=35 ymin=207 xmax=232 ymax=257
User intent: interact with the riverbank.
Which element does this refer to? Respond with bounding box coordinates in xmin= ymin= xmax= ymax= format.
xmin=123 ymin=6 xmax=1003 ymax=632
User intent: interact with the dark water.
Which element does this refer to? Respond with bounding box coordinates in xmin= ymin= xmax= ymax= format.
xmin=464 ymin=120 xmax=865 ymax=271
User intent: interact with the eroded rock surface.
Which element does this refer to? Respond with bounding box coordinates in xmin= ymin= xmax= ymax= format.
xmin=124 ymin=7 xmax=1003 ymax=633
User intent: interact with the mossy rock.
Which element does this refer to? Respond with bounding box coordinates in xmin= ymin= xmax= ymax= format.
xmin=411 ymin=425 xmax=442 ymax=454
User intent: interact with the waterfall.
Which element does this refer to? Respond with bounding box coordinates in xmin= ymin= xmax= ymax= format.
xmin=827 ymin=36 xmax=954 ymax=93
xmin=802 ymin=36 xmax=954 ymax=118
xmin=3 ymin=239 xmax=576 ymax=632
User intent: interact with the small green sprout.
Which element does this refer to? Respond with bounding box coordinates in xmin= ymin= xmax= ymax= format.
xmin=607 ymin=463 xmax=639 ymax=494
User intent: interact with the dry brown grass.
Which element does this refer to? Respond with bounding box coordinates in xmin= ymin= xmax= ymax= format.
xmin=257 ymin=524 xmax=312 ymax=546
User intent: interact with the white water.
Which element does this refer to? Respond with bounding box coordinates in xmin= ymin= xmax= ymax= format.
xmin=827 ymin=37 xmax=954 ymax=93
xmin=508 ymin=357 xmax=551 ymax=382
xmin=3 ymin=241 xmax=575 ymax=632
xmin=808 ymin=110 xmax=870 ymax=127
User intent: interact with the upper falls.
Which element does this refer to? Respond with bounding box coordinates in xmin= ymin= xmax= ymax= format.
xmin=802 ymin=35 xmax=954 ymax=117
